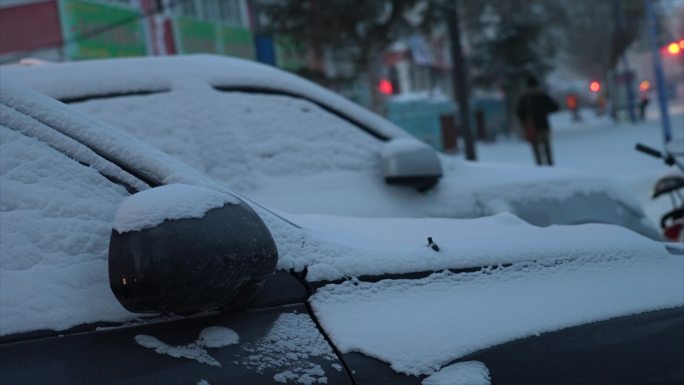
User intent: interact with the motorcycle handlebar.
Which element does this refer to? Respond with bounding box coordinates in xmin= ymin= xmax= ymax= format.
xmin=635 ymin=143 xmax=663 ymax=159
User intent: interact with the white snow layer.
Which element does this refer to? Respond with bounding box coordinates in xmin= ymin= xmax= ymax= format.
xmin=275 ymin=212 xmax=668 ymax=282
xmin=0 ymin=126 xmax=134 ymax=335
xmin=135 ymin=326 xmax=238 ymax=367
xmin=381 ymin=137 xmax=431 ymax=159
xmin=309 ymin=253 xmax=684 ymax=376
xmin=239 ymin=312 xmax=337 ymax=385
xmin=0 ymin=82 xmax=247 ymax=336
xmin=2 ymin=55 xmax=649 ymax=227
xmin=199 ymin=325 xmax=239 ymax=348
xmin=0 ymin=79 xmax=676 ymax=343
xmin=113 ymin=184 xmax=239 ymax=233
xmin=422 ymin=361 xmax=491 ymax=385
xmin=2 ymin=55 xmax=410 ymax=141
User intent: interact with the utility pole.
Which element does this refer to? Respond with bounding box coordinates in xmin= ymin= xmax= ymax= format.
xmin=448 ymin=0 xmax=476 ymax=161
xmin=644 ymin=0 xmax=672 ymax=143
xmin=613 ymin=0 xmax=637 ymax=123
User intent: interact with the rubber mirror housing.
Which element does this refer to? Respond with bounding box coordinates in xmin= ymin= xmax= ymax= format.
xmin=109 ymin=197 xmax=278 ymax=314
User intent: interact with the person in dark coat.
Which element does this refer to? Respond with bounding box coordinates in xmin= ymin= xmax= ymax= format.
xmin=516 ymin=76 xmax=560 ymax=166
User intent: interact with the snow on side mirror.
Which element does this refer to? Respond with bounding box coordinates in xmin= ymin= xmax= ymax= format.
xmin=381 ymin=138 xmax=443 ymax=192
xmin=108 ymin=184 xmax=277 ymax=314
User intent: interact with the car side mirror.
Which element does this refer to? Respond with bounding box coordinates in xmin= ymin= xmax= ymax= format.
xmin=108 ymin=184 xmax=277 ymax=314
xmin=381 ymin=138 xmax=443 ymax=191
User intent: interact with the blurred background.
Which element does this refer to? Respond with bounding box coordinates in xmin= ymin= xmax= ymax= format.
xmin=0 ymin=0 xmax=682 ymax=149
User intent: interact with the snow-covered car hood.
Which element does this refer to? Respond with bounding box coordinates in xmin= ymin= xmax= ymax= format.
xmin=310 ymin=252 xmax=684 ymax=377
xmin=1 ymin=55 xmax=659 ymax=240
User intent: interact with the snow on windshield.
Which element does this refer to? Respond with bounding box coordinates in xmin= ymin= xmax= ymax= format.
xmin=0 ymin=126 xmax=134 ymax=336
xmin=113 ymin=184 xmax=239 ymax=233
xmin=309 ymin=252 xmax=684 ymax=377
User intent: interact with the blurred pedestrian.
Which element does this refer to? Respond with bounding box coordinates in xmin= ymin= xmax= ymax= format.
xmin=516 ymin=76 xmax=560 ymax=166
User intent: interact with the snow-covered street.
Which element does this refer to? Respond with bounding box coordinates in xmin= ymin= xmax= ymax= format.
xmin=475 ymin=108 xmax=684 ymax=227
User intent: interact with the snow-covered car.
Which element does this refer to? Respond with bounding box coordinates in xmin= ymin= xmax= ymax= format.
xmin=2 ymin=80 xmax=684 ymax=385
xmin=1 ymin=55 xmax=660 ymax=240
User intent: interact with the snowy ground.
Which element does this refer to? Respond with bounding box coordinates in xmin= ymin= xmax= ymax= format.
xmin=473 ymin=106 xmax=684 ymax=227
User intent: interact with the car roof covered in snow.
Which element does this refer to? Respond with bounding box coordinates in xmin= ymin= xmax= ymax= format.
xmin=1 ymin=54 xmax=410 ymax=141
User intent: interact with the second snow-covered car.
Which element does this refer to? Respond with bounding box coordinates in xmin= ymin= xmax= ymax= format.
xmin=2 ymin=55 xmax=660 ymax=239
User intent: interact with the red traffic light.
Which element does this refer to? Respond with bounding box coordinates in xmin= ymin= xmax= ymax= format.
xmin=589 ymin=81 xmax=601 ymax=93
xmin=378 ymin=79 xmax=394 ymax=95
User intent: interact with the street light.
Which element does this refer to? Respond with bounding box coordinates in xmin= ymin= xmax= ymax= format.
xmin=667 ymin=42 xmax=681 ymax=55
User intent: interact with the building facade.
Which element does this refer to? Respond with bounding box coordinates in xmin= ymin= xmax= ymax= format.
xmin=0 ymin=0 xmax=273 ymax=64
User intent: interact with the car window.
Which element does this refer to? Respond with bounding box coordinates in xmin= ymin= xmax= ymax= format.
xmin=211 ymin=86 xmax=389 ymax=141
xmin=0 ymin=124 xmax=133 ymax=337
xmin=67 ymin=89 xmax=385 ymax=190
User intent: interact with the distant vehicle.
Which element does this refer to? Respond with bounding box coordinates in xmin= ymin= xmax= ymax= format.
xmin=1 ymin=81 xmax=683 ymax=385
xmin=2 ymin=55 xmax=663 ymax=239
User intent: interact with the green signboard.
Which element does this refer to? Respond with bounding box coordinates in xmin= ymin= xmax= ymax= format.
xmin=217 ymin=25 xmax=254 ymax=59
xmin=174 ymin=17 xmax=219 ymax=54
xmin=58 ymin=0 xmax=147 ymax=60
xmin=174 ymin=17 xmax=254 ymax=59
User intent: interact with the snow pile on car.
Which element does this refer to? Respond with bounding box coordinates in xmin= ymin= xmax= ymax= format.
xmin=273 ymin=211 xmax=668 ymax=282
xmin=422 ymin=361 xmax=491 ymax=385
xmin=113 ymin=184 xmax=239 ymax=233
xmin=135 ymin=326 xmax=239 ymax=367
xmin=0 ymin=126 xmax=134 ymax=336
xmin=381 ymin=137 xmax=432 ymax=158
xmin=238 ymin=312 xmax=339 ymax=385
xmin=309 ymin=252 xmax=684 ymax=376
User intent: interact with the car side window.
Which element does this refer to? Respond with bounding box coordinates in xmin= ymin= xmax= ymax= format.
xmin=67 ymin=90 xmax=385 ymax=189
